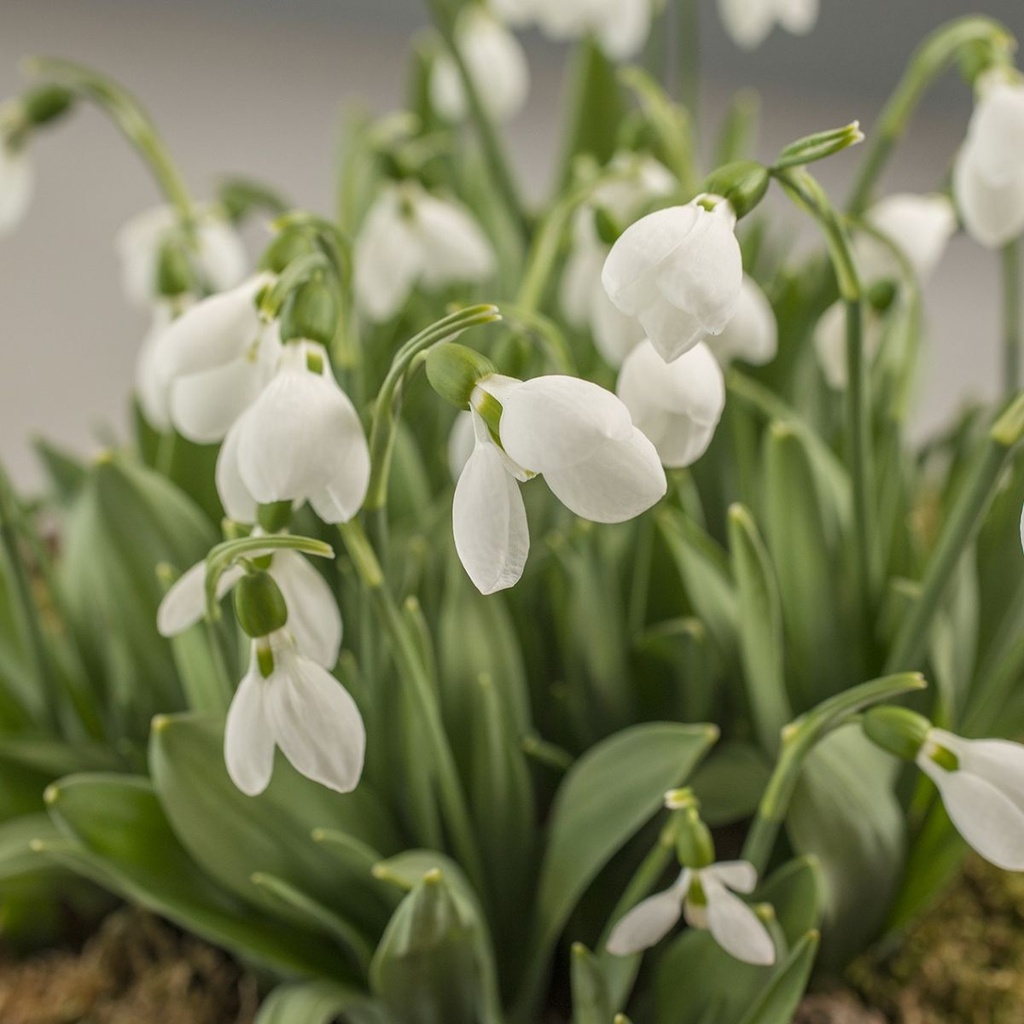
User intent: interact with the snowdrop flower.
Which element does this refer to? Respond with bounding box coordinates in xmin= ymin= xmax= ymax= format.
xmin=144 ymin=274 xmax=281 ymax=442
xmin=157 ymin=548 xmax=342 ymax=670
xmin=602 ymin=195 xmax=744 ymax=364
xmin=917 ymin=729 xmax=1024 ymax=872
xmin=517 ymin=0 xmax=657 ymax=60
xmin=607 ymin=861 xmax=775 ymax=965
xmin=953 ymin=72 xmax=1024 ymax=250
xmin=561 ymin=155 xmax=677 ymax=367
xmin=116 ymin=204 xmax=248 ymax=309
xmin=227 ymin=628 xmax=364 ymax=797
xmin=353 ymin=182 xmax=496 ymax=322
xmin=430 ymin=6 xmax=529 ymax=123
xmin=705 ymin=275 xmax=777 ymax=367
xmin=454 ymin=373 xmax=666 ymax=593
xmin=852 ymin=193 xmax=957 ymax=285
xmin=0 ymin=138 xmax=32 ymax=235
xmin=617 ymin=340 xmax=725 ymax=468
xmin=216 ymin=341 xmax=370 ymax=525
xmin=717 ymin=0 xmax=818 ymax=51
xmin=813 ymin=300 xmax=884 ymax=391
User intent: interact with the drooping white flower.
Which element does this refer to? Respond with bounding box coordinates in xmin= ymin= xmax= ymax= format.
xmin=525 ymin=0 xmax=657 ymax=60
xmin=561 ymin=154 xmax=677 ymax=367
xmin=144 ymin=274 xmax=281 ymax=442
xmin=453 ymin=373 xmax=666 ymax=593
xmin=705 ymin=275 xmax=777 ymax=367
xmin=717 ymin=0 xmax=819 ymax=51
xmin=431 ymin=7 xmax=529 ymax=123
xmin=353 ymin=182 xmax=496 ymax=322
xmin=216 ymin=341 xmax=370 ymax=525
xmin=157 ymin=548 xmax=342 ymax=669
xmin=135 ymin=302 xmax=184 ymax=432
xmin=917 ymin=728 xmax=1024 ymax=872
xmin=953 ymin=73 xmax=1024 ymax=250
xmin=813 ymin=300 xmax=884 ymax=391
xmin=0 ymin=139 xmax=32 ymax=235
xmin=225 ymin=629 xmax=365 ymax=796
xmin=607 ymin=861 xmax=775 ymax=965
xmin=116 ymin=204 xmax=248 ymax=309
xmin=617 ymin=340 xmax=725 ymax=468
xmin=852 ymin=193 xmax=957 ymax=285
xmin=602 ymin=195 xmax=744 ymax=364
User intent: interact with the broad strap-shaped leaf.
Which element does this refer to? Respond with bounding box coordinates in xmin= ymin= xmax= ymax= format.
xmin=571 ymin=943 xmax=613 ymax=1024
xmin=255 ymin=980 xmax=383 ymax=1024
xmin=755 ymin=857 xmax=825 ymax=948
xmin=736 ymin=931 xmax=819 ymax=1024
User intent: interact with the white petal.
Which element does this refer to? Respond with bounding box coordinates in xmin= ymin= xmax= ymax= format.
xmin=157 ymin=561 xmax=244 ymax=637
xmin=135 ymin=305 xmax=178 ymax=431
xmin=216 ymin=416 xmax=258 ymax=523
xmin=0 ymin=144 xmax=34 ymax=235
xmin=953 ymin=144 xmax=1024 ymax=250
xmin=637 ymin=293 xmax=709 ymax=364
xmin=861 ymin=193 xmax=957 ymax=284
xmin=591 ymin=286 xmax=647 ymax=368
xmin=430 ymin=53 xmax=468 ymax=122
xmin=224 ymin=662 xmax=277 ymax=796
xmin=708 ymin=276 xmax=777 ymax=366
xmin=170 ymin=351 xmax=272 ymax=444
xmin=448 ymin=411 xmax=478 ymax=482
xmin=452 ymin=9 xmax=530 ymax=122
xmin=702 ymin=874 xmax=776 ymax=966
xmin=595 ymin=0 xmax=652 ymax=60
xmin=778 ymin=0 xmax=819 ymax=35
xmin=606 ymin=887 xmax=684 ymax=956
xmin=197 ymin=216 xmax=249 ymax=293
xmin=415 ymin=192 xmax=496 ymax=288
xmin=561 ymin=242 xmax=605 ymax=329
xmin=116 ymin=205 xmax=175 ymax=307
xmin=266 ymin=646 xmax=366 ymax=794
xmin=717 ymin=0 xmax=775 ymax=49
xmin=706 ymin=860 xmax=758 ymax=893
xmin=353 ymin=190 xmax=421 ymax=321
xmin=453 ymin=437 xmax=530 ymax=594
xmin=271 ymin=550 xmax=342 ymax=668
xmin=967 ymin=81 xmax=1024 ymax=176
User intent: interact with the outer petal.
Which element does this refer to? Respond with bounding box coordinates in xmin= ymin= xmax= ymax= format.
xmin=453 ymin=435 xmax=530 ymax=594
xmin=197 ymin=215 xmax=248 ymax=293
xmin=861 ymin=193 xmax=957 ymax=283
xmin=170 ymin=353 xmax=270 ymax=444
xmin=637 ymin=292 xmax=708 ymax=363
xmin=135 ymin=305 xmax=178 ymax=431
xmin=216 ymin=415 xmax=258 ymax=523
xmin=596 ymin=0 xmax=652 ymax=60
xmin=953 ymin=144 xmax=1024 ymax=250
xmin=702 ymin=874 xmax=776 ymax=966
xmin=353 ymin=190 xmax=421 ymax=321
xmin=157 ymin=561 xmax=244 ymax=637
xmin=266 ymin=646 xmax=366 ymax=794
xmin=561 ymin=241 xmax=605 ymax=329
xmin=543 ymin=426 xmax=667 ymax=523
xmin=116 ymin=205 xmax=175 ymax=307
xmin=813 ymin=301 xmax=850 ymax=390
xmin=271 ymin=551 xmax=342 ymax=668
xmin=708 ymin=276 xmax=777 ymax=366
xmin=0 ymin=144 xmax=34 ymax=235
xmin=416 ymin=193 xmax=496 ymax=288
xmin=706 ymin=860 xmax=758 ymax=893
xmin=224 ymin=662 xmax=277 ymax=796
xmin=778 ymin=0 xmax=819 ymax=35
xmin=606 ymin=884 xmax=685 ymax=955
xmin=591 ymin=286 xmax=646 ymax=368
xmin=717 ymin=0 xmax=775 ymax=49
xmin=968 ymin=81 xmax=1024 ymax=175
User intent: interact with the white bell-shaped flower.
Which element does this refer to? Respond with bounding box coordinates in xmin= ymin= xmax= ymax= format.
xmin=705 ymin=275 xmax=777 ymax=367
xmin=717 ymin=0 xmax=819 ymax=50
xmin=116 ymin=204 xmax=248 ymax=309
xmin=353 ymin=182 xmax=496 ymax=322
xmin=917 ymin=728 xmax=1024 ymax=872
xmin=562 ymin=155 xmax=677 ymax=367
xmin=602 ymin=196 xmax=744 ymax=364
xmin=156 ymin=548 xmax=342 ymax=670
xmin=607 ymin=861 xmax=775 ymax=965
xmin=145 ymin=274 xmax=281 ymax=442
xmin=0 ymin=140 xmax=32 ymax=235
xmin=617 ymin=340 xmax=725 ymax=468
xmin=852 ymin=193 xmax=957 ymax=285
xmin=528 ymin=0 xmax=656 ymax=60
xmin=216 ymin=341 xmax=370 ymax=525
xmin=225 ymin=628 xmax=365 ymax=797
xmin=813 ymin=300 xmax=884 ymax=391
xmin=953 ymin=73 xmax=1024 ymax=250
xmin=430 ymin=7 xmax=529 ymax=123
xmin=135 ymin=302 xmax=184 ymax=433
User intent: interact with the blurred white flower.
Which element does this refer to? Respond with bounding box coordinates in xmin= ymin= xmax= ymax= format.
xmin=717 ymin=0 xmax=818 ymax=50
xmin=216 ymin=341 xmax=370 ymax=525
xmin=812 ymin=300 xmax=884 ymax=391
xmin=226 ymin=628 xmax=364 ymax=796
xmin=431 ymin=7 xmax=529 ymax=123
xmin=353 ymin=182 xmax=496 ymax=322
xmin=116 ymin=204 xmax=248 ymax=309
xmin=852 ymin=193 xmax=957 ymax=285
xmin=953 ymin=73 xmax=1024 ymax=250
xmin=917 ymin=728 xmax=1024 ymax=871
xmin=0 ymin=140 xmax=32 ymax=235
xmin=453 ymin=373 xmax=666 ymax=593
xmin=602 ymin=195 xmax=744 ymax=364
xmin=705 ymin=275 xmax=777 ymax=367
xmin=607 ymin=860 xmax=775 ymax=965
xmin=561 ymin=154 xmax=676 ymax=367
xmin=617 ymin=340 xmax=725 ymax=468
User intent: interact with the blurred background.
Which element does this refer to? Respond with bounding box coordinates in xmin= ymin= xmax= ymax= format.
xmin=1 ymin=0 xmax=1021 ymax=487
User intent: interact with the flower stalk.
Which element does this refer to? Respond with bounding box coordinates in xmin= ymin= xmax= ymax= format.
xmin=1003 ymin=238 xmax=1022 ymax=399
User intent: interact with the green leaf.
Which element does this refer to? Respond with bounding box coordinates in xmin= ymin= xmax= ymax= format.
xmin=756 ymin=857 xmax=825 ymax=948
xmin=255 ymin=980 xmax=381 ymax=1024
xmin=0 ymin=814 xmax=65 ymax=880
xmin=690 ymin=742 xmax=771 ymax=827
xmin=736 ymin=930 xmax=819 ymax=1024
xmin=32 ymin=438 xmax=87 ymax=504
xmin=571 ymin=943 xmax=613 ymax=1024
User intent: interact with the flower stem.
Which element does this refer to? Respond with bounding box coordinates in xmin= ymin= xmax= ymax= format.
xmin=1003 ymin=238 xmax=1022 ymax=400
xmin=676 ymin=0 xmax=700 ymax=123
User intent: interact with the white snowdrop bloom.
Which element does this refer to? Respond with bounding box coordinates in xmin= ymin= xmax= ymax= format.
xmin=607 ymin=861 xmax=775 ymax=965
xmin=225 ymin=628 xmax=365 ymax=797
xmin=953 ymin=74 xmax=1024 ymax=250
xmin=135 ymin=302 xmax=183 ymax=432
xmin=0 ymin=140 xmax=32 ymax=235
xmin=157 ymin=548 xmax=342 ymax=670
xmin=353 ymin=182 xmax=496 ymax=322
xmin=717 ymin=0 xmax=818 ymax=50
xmin=216 ymin=341 xmax=370 ymax=526
xmin=705 ymin=275 xmax=777 ymax=367
xmin=602 ymin=195 xmax=744 ymax=364
xmin=116 ymin=204 xmax=248 ymax=309
xmin=430 ymin=6 xmax=529 ymax=123
xmin=917 ymin=729 xmax=1024 ymax=872
xmin=490 ymin=0 xmax=536 ymax=26
xmin=562 ymin=155 xmax=677 ymax=367
xmin=852 ymin=193 xmax=957 ymax=285
xmin=617 ymin=341 xmax=725 ymax=468
xmin=530 ymin=0 xmax=657 ymax=60
xmin=147 ymin=274 xmax=281 ymax=443
xmin=813 ymin=300 xmax=884 ymax=391
xmin=448 ymin=410 xmax=477 ymax=481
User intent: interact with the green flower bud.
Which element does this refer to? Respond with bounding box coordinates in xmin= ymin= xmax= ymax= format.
xmin=21 ymin=85 xmax=74 ymax=127
xmin=280 ymin=276 xmax=339 ymax=347
xmin=867 ymin=279 xmax=898 ymax=314
xmin=862 ymin=706 xmax=931 ymax=762
xmin=674 ymin=805 xmax=715 ymax=870
xmin=259 ymin=228 xmax=318 ymax=274
xmin=233 ymin=570 xmax=289 ymax=639
xmin=426 ymin=342 xmax=497 ymax=410
xmin=699 ymin=161 xmax=769 ymax=220
xmin=774 ymin=122 xmax=864 ymax=171
xmin=155 ymin=237 xmax=195 ymax=298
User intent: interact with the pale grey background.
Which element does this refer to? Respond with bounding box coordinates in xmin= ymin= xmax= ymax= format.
xmin=1 ymin=1 xmax=1022 ymax=487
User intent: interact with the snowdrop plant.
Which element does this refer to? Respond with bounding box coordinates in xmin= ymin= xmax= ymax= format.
xmin=1 ymin=11 xmax=1024 ymax=1024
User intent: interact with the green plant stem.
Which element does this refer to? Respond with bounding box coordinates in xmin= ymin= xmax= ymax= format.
xmin=885 ymin=393 xmax=1024 ymax=673
xmin=677 ymin=0 xmax=700 ymax=122
xmin=338 ymin=518 xmax=485 ymax=893
xmin=1003 ymin=238 xmax=1022 ymax=400
xmin=845 ymin=16 xmax=1014 ymax=215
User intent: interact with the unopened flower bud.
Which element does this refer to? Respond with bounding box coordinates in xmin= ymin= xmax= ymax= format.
xmin=155 ymin=237 xmax=195 ymax=299
xmin=862 ymin=705 xmax=931 ymax=762
xmin=674 ymin=804 xmax=715 ymax=870
xmin=699 ymin=161 xmax=769 ymax=220
xmin=426 ymin=343 xmax=497 ymax=410
xmin=280 ymin=276 xmax=339 ymax=347
xmin=259 ymin=229 xmax=318 ymax=274
xmin=233 ymin=570 xmax=289 ymax=639
xmin=774 ymin=122 xmax=864 ymax=170
xmin=21 ymin=85 xmax=74 ymax=127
